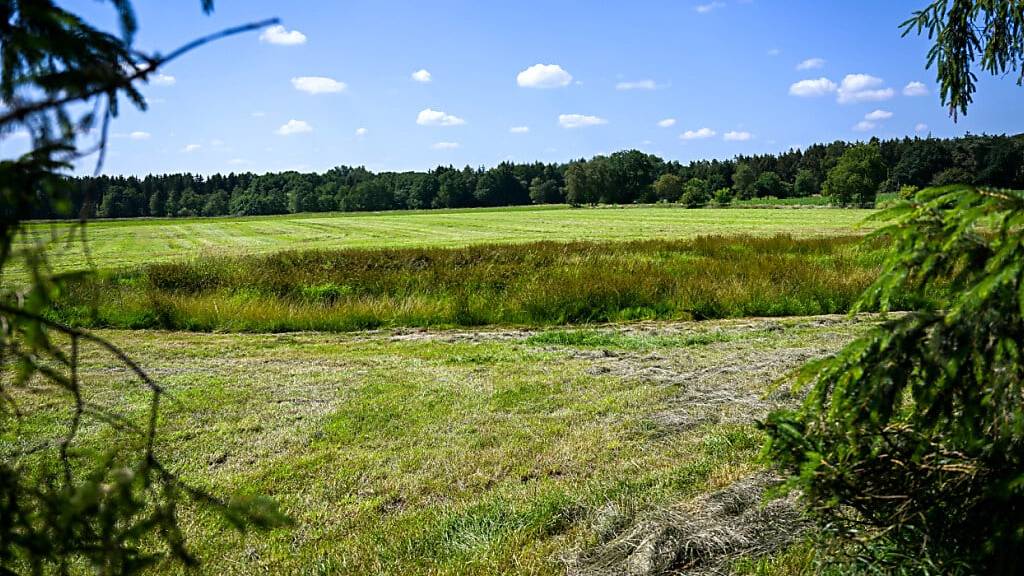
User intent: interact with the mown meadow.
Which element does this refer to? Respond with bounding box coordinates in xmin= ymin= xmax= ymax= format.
xmin=14 ymin=205 xmax=873 ymax=278
xmin=50 ymin=234 xmax=923 ymax=333
xmin=12 ymin=205 xmax=916 ymax=573
xmin=1 ymin=316 xmax=878 ymax=575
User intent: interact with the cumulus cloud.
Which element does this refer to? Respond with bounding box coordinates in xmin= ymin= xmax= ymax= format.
xmin=150 ymin=73 xmax=176 ymax=86
xmin=417 ymin=108 xmax=466 ymax=126
xmin=837 ymin=74 xmax=894 ymax=103
xmin=276 ymin=119 xmax=312 ymax=135
xmin=681 ymin=127 xmax=716 ymax=140
xmin=431 ymin=141 xmax=460 ymax=150
xmin=355 ymin=127 xmax=368 ymax=136
xmin=657 ymin=118 xmax=677 ymax=128
xmin=182 ymin=143 xmax=201 ymax=153
xmin=796 ymin=58 xmax=826 ymax=70
xmin=915 ymin=123 xmax=929 ymax=133
xmin=903 ymin=81 xmax=929 ymax=96
xmin=291 ymin=76 xmax=347 ymax=94
xmin=853 ymin=120 xmax=876 ymax=132
xmin=789 ymin=77 xmax=837 ymax=97
xmin=723 ymin=130 xmax=752 ymax=141
xmin=695 ymin=1 xmax=725 ymax=14
xmin=517 ymin=64 xmax=573 ymax=88
xmin=509 ymin=126 xmax=530 ymax=133
xmin=865 ymin=109 xmax=893 ymax=121
xmin=129 ymin=131 xmax=150 ymax=140
xmin=259 ymin=25 xmax=307 ymax=46
xmin=616 ymin=79 xmax=658 ymax=91
xmin=412 ymin=69 xmax=432 ymax=83
xmin=558 ymin=114 xmax=608 ymax=129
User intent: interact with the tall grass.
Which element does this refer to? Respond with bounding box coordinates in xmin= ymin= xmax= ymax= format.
xmin=51 ymin=235 xmax=920 ymax=333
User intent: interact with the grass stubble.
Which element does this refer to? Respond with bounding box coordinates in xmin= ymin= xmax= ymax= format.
xmin=2 ymin=315 xmax=877 ymax=574
xmin=4 ymin=208 xmax=898 ymax=573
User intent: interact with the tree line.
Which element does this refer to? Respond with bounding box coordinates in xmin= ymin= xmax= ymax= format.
xmin=42 ymin=133 xmax=1024 ymax=220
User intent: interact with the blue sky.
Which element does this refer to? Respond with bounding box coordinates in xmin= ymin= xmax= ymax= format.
xmin=8 ymin=0 xmax=1024 ymax=175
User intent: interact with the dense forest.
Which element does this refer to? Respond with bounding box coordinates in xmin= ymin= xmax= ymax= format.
xmin=45 ymin=133 xmax=1024 ymax=219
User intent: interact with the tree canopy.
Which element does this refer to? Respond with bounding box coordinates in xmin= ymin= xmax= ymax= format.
xmin=31 ymin=133 xmax=1024 ymax=220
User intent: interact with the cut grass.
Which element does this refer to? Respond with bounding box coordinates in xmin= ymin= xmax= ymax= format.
xmin=1 ymin=316 xmax=874 ymax=574
xmin=525 ymin=327 xmax=751 ymax=349
xmin=11 ymin=205 xmax=875 ymax=281
xmin=729 ymin=195 xmax=834 ymax=208
xmin=51 ymin=235 xmax=920 ymax=332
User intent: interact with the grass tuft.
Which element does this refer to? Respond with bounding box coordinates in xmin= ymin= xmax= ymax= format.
xmin=49 ymin=235 xmax=926 ymax=333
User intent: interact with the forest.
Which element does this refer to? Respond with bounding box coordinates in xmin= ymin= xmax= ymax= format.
xmin=48 ymin=133 xmax=1024 ymax=219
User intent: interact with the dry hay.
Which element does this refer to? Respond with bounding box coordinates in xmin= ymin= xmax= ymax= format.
xmin=566 ymin=473 xmax=806 ymax=576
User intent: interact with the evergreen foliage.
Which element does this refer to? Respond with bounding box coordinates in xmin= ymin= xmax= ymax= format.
xmin=0 ymin=1 xmax=286 ymax=572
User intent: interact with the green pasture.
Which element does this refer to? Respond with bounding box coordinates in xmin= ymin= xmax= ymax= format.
xmin=15 ymin=206 xmax=874 ymax=278
xmin=2 ymin=317 xmax=874 ymax=574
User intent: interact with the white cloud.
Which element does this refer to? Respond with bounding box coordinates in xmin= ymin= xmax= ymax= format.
xmin=182 ymin=143 xmax=201 ymax=153
xmin=150 ymin=73 xmax=176 ymax=86
xmin=431 ymin=141 xmax=460 ymax=150
xmin=355 ymin=127 xmax=368 ymax=136
xmin=903 ymin=81 xmax=929 ymax=97
xmin=411 ymin=69 xmax=432 ymax=83
xmin=517 ymin=64 xmax=573 ymax=88
xmin=837 ymin=74 xmax=894 ymax=104
xmin=723 ymin=130 xmax=752 ymax=141
xmin=657 ymin=118 xmax=677 ymax=128
xmin=558 ymin=114 xmax=608 ymax=129
xmin=417 ymin=108 xmax=466 ymax=126
xmin=259 ymin=25 xmax=307 ymax=46
xmin=853 ymin=120 xmax=876 ymax=132
xmin=276 ymin=119 xmax=312 ymax=135
xmin=251 ymin=111 xmax=266 ymax=118
xmin=616 ymin=79 xmax=658 ymax=91
xmin=865 ymin=109 xmax=893 ymax=121
xmin=291 ymin=76 xmax=347 ymax=94
xmin=796 ymin=58 xmax=826 ymax=70
xmin=681 ymin=127 xmax=716 ymax=140
xmin=789 ymin=77 xmax=838 ymax=97
xmin=767 ymin=48 xmax=781 ymax=56
xmin=210 ymin=139 xmax=225 ymax=146
xmin=509 ymin=126 xmax=530 ymax=133
xmin=696 ymin=1 xmax=725 ymax=14
xmin=915 ymin=123 xmax=929 ymax=133
xmin=9 ymin=130 xmax=30 ymax=140
xmin=129 ymin=131 xmax=150 ymax=140
xmin=228 ymin=158 xmax=249 ymax=166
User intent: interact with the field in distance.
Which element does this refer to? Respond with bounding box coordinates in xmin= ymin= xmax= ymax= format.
xmin=19 ymin=205 xmax=875 ymax=276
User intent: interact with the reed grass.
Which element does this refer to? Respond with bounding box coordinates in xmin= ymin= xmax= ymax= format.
xmin=51 ymin=235 xmax=919 ymax=333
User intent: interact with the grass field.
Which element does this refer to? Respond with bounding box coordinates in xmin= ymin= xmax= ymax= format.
xmin=3 ymin=316 xmax=876 ymax=574
xmin=53 ymin=235 xmax=914 ymax=333
xmin=8 ymin=206 xmax=891 ymax=573
xmin=15 ymin=206 xmax=874 ymax=278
